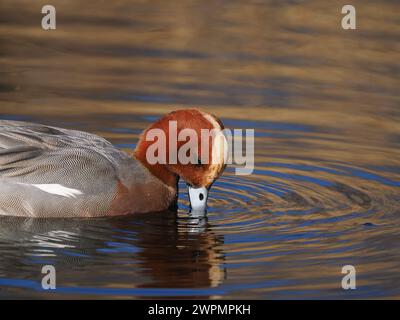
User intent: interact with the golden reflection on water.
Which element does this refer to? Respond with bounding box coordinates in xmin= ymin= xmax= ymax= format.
xmin=0 ymin=0 xmax=399 ymax=298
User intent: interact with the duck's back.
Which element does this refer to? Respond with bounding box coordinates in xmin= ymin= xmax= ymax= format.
xmin=0 ymin=120 xmax=175 ymax=217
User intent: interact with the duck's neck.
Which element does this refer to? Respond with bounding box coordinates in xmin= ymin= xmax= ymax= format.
xmin=134 ymin=143 xmax=178 ymax=188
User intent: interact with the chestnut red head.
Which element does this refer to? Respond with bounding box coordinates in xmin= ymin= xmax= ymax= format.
xmin=135 ymin=109 xmax=227 ymax=212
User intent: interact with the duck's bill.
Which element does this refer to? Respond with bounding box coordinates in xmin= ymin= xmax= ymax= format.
xmin=187 ymin=185 xmax=209 ymax=213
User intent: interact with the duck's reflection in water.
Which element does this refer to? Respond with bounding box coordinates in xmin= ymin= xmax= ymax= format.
xmin=0 ymin=211 xmax=226 ymax=294
xmin=136 ymin=211 xmax=226 ymax=288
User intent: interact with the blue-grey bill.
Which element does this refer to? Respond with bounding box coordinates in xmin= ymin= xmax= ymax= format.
xmin=187 ymin=185 xmax=208 ymax=213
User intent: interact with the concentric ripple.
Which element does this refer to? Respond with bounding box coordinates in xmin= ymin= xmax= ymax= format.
xmin=207 ymin=160 xmax=400 ymax=230
xmin=186 ymin=149 xmax=400 ymax=298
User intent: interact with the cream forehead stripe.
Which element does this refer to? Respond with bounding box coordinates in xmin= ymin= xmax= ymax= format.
xmin=17 ymin=183 xmax=83 ymax=198
xmin=200 ymin=112 xmax=221 ymax=131
xmin=200 ymin=111 xmax=227 ymax=164
xmin=200 ymin=112 xmax=227 ymax=182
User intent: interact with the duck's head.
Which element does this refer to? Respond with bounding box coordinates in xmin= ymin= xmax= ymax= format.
xmin=135 ymin=109 xmax=227 ymax=212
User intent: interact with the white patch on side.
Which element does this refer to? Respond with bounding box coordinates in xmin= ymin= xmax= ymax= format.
xmin=18 ymin=183 xmax=83 ymax=198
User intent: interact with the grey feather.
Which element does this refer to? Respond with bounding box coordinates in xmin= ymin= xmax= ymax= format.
xmin=0 ymin=120 xmax=125 ymax=217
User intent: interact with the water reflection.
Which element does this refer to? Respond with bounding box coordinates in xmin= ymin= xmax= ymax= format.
xmin=0 ymin=212 xmax=225 ymax=297
xmin=137 ymin=211 xmax=225 ymax=289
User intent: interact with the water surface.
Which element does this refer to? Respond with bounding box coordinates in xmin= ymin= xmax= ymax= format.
xmin=0 ymin=0 xmax=399 ymax=299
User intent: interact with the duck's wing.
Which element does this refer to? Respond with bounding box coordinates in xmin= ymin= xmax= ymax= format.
xmin=0 ymin=145 xmax=43 ymax=167
xmin=0 ymin=120 xmax=115 ymax=150
xmin=0 ymin=120 xmax=122 ymax=217
xmin=0 ymin=121 xmax=60 ymax=179
xmin=0 ymin=119 xmax=122 ymax=181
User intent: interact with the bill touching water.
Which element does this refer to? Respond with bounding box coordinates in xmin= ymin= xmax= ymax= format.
xmin=0 ymin=0 xmax=399 ymax=306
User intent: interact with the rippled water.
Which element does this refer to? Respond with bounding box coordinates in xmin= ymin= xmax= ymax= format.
xmin=0 ymin=0 xmax=399 ymax=298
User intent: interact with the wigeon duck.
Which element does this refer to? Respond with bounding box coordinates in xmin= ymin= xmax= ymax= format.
xmin=0 ymin=109 xmax=226 ymax=217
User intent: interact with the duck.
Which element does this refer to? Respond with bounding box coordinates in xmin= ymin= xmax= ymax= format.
xmin=0 ymin=109 xmax=227 ymax=217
